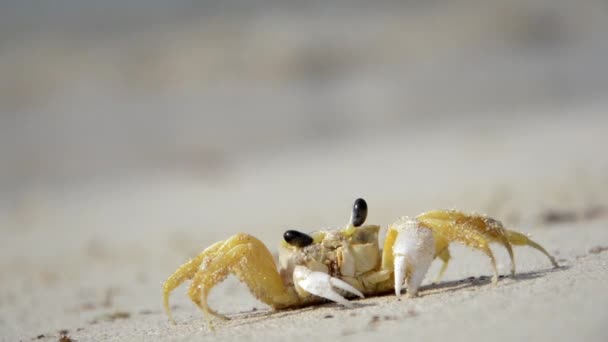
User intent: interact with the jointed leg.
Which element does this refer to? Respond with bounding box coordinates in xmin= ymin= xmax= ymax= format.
xmin=432 ymin=234 xmax=451 ymax=283
xmin=477 ymin=242 xmax=499 ymax=284
xmin=188 ymin=268 xmax=230 ymax=321
xmin=163 ymin=240 xmax=224 ymax=323
xmin=417 ymin=211 xmax=503 ymax=283
xmin=505 ymin=230 xmax=558 ymax=267
xmin=486 ymin=231 xmax=516 ymax=276
xmin=381 ymin=225 xmax=398 ymax=270
xmin=434 ymin=247 xmax=451 ymax=284
xmin=164 ymin=233 xmax=299 ymax=324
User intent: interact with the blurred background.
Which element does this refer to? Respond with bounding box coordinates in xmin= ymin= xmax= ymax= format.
xmin=2 ymin=0 xmax=608 ymax=195
xmin=1 ymin=1 xmax=608 ymax=337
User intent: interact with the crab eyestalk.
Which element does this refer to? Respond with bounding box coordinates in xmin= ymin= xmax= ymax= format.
xmin=350 ymin=198 xmax=368 ymax=227
xmin=283 ymin=230 xmax=314 ymax=248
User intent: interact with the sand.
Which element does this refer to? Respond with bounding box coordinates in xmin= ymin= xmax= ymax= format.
xmin=1 ymin=106 xmax=608 ymax=341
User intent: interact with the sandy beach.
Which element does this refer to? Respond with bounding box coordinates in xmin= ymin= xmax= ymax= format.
xmin=2 ymin=104 xmax=608 ymax=341
xmin=2 ymin=2 xmax=608 ymax=341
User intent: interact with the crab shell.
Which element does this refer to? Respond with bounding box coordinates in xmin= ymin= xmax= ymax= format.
xmin=278 ymin=224 xmax=391 ymax=297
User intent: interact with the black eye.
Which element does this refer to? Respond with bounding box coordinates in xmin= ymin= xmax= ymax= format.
xmin=283 ymin=230 xmax=313 ymax=248
xmin=351 ymin=198 xmax=368 ymax=227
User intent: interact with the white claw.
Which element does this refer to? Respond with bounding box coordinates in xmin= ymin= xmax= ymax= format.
xmin=329 ymin=277 xmax=364 ymax=298
xmin=293 ymin=266 xmax=364 ymax=307
xmin=394 ymin=255 xmax=408 ymax=296
xmin=392 ymin=217 xmax=436 ymax=297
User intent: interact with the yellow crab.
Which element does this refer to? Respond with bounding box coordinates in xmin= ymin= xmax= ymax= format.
xmin=163 ymin=198 xmax=558 ymax=324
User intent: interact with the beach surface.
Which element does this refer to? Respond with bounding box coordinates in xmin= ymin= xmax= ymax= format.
xmin=1 ymin=106 xmax=607 ymax=341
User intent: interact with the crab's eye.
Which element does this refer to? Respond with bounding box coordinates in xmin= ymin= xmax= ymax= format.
xmin=283 ymin=230 xmax=313 ymax=248
xmin=351 ymin=198 xmax=368 ymax=227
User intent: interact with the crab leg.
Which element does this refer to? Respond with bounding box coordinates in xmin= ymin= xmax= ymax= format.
xmin=163 ymin=240 xmax=224 ymax=323
xmin=505 ymin=230 xmax=558 ymax=267
xmin=391 ymin=218 xmax=436 ymax=297
xmin=163 ymin=233 xmax=299 ymax=323
xmin=417 ymin=210 xmax=511 ymax=282
xmin=293 ymin=265 xmax=364 ymax=307
xmin=433 ymin=247 xmax=451 ymax=284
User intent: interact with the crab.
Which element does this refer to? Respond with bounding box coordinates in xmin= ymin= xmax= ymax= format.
xmin=163 ymin=198 xmax=558 ymax=324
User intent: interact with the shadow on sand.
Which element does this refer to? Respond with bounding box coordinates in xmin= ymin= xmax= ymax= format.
xmin=216 ymin=265 xmax=568 ymax=329
xmin=419 ymin=265 xmax=568 ymax=296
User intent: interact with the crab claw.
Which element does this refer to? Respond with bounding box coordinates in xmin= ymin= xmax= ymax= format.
xmin=293 ymin=265 xmax=364 ymax=307
xmin=392 ymin=217 xmax=436 ymax=297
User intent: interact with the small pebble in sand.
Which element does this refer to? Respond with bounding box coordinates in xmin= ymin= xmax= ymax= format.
xmin=58 ymin=335 xmax=75 ymax=342
xmin=58 ymin=330 xmax=74 ymax=342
